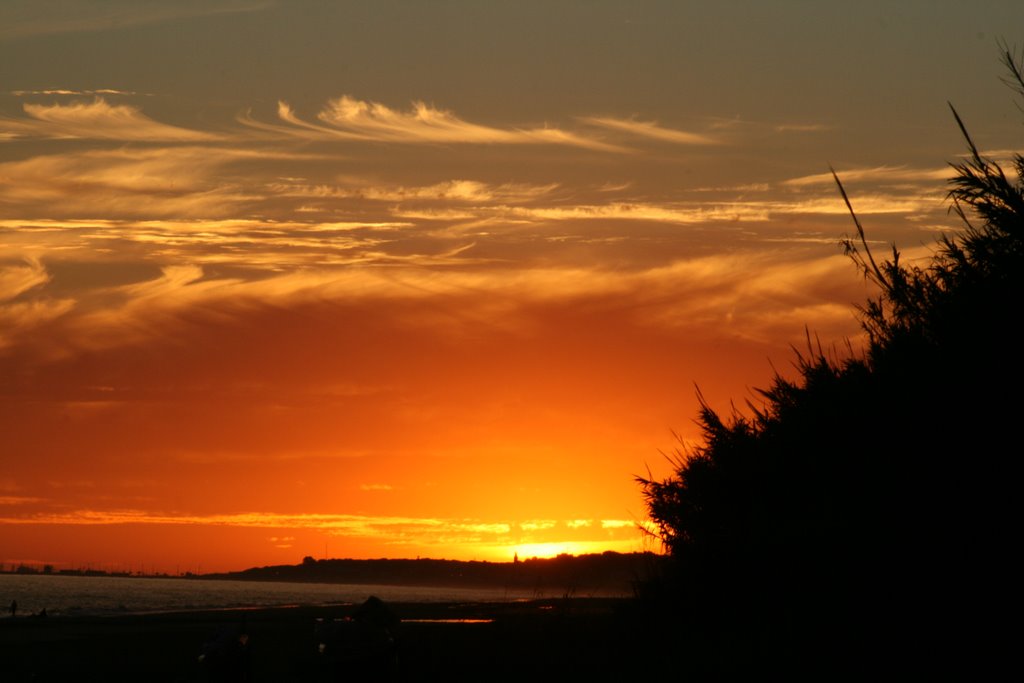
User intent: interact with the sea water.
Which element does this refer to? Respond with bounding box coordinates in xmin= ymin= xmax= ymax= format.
xmin=0 ymin=574 xmax=540 ymax=617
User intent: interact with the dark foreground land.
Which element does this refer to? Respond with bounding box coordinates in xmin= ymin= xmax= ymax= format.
xmin=0 ymin=599 xmax=661 ymax=682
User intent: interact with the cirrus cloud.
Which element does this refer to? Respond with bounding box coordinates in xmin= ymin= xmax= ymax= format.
xmin=581 ymin=116 xmax=719 ymax=145
xmin=0 ymin=98 xmax=220 ymax=141
xmin=241 ymin=95 xmax=627 ymax=151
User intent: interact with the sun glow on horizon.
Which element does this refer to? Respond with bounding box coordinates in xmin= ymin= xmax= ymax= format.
xmin=511 ymin=540 xmax=644 ymax=561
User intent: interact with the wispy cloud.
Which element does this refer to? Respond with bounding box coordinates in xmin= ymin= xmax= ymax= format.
xmin=600 ymin=520 xmax=634 ymax=529
xmin=427 ymin=194 xmax=935 ymax=227
xmin=11 ymin=89 xmax=138 ymax=97
xmin=0 ymin=298 xmax=76 ymax=350
xmin=0 ymin=98 xmax=219 ymax=141
xmin=0 ymin=257 xmax=49 ymax=301
xmin=269 ymin=179 xmax=560 ymax=204
xmin=387 ymin=192 xmax=941 ymax=229
xmin=785 ymin=165 xmax=949 ymax=187
xmin=0 ymin=146 xmax=322 ymax=219
xmin=235 ymin=103 xmax=354 ymax=141
xmin=632 ymin=251 xmax=868 ymax=343
xmin=581 ymin=116 xmax=718 ymax=145
xmin=249 ymin=96 xmax=626 ymax=151
xmin=277 ymin=101 xmax=364 ymax=140
xmin=706 ymin=115 xmax=831 ymax=134
xmin=499 ymin=202 xmax=770 ymax=224
xmin=0 ymin=508 xmax=641 ymax=553
xmin=0 ymin=258 xmax=74 ymax=349
xmin=1 ymin=242 xmax=873 ymax=359
xmin=773 ymin=123 xmax=831 ymax=133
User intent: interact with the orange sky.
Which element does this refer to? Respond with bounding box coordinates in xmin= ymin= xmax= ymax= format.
xmin=2 ymin=1 xmax=1023 ymax=572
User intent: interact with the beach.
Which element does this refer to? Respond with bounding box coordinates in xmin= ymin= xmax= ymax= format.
xmin=1 ymin=598 xmax=652 ymax=681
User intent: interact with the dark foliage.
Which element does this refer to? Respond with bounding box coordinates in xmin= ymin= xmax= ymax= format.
xmin=638 ymin=48 xmax=1024 ymax=678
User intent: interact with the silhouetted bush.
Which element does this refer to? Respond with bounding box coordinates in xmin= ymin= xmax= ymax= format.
xmin=638 ymin=48 xmax=1024 ymax=678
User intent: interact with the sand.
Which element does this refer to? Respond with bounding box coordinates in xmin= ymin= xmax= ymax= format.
xmin=0 ymin=598 xmax=655 ymax=682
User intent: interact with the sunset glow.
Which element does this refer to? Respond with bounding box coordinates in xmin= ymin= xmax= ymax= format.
xmin=2 ymin=1 xmax=1022 ymax=573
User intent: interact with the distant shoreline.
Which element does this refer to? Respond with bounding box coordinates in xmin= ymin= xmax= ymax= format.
xmin=3 ymin=551 xmax=658 ymax=594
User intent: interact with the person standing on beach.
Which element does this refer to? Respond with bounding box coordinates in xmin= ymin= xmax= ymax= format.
xmin=9 ymin=600 xmax=15 ymax=618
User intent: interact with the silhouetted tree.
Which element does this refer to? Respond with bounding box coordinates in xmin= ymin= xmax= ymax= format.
xmin=638 ymin=47 xmax=1024 ymax=678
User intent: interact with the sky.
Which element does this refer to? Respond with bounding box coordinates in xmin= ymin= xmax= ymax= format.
xmin=1 ymin=1 xmax=1022 ymax=573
